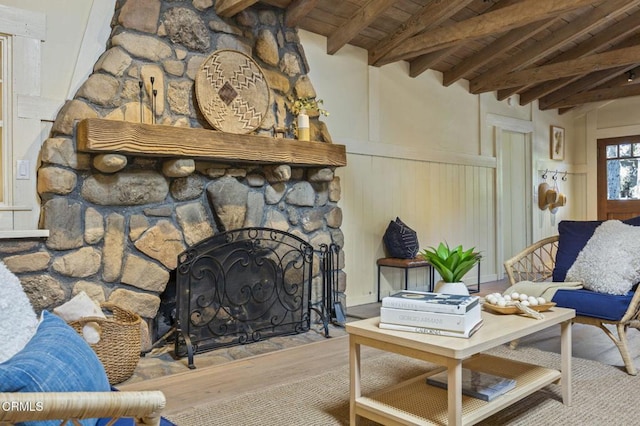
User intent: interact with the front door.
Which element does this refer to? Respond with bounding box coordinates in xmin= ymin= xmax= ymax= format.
xmin=597 ymin=136 xmax=640 ymax=220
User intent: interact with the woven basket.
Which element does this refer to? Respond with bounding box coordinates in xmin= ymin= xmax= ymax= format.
xmin=69 ymin=302 xmax=141 ymax=385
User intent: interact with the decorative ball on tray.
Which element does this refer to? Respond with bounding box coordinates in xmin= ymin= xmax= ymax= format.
xmin=483 ymin=292 xmax=556 ymax=315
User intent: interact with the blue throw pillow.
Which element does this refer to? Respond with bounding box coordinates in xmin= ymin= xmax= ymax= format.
xmin=96 ymin=417 xmax=177 ymax=426
xmin=0 ymin=311 xmax=110 ymax=426
xmin=553 ymin=216 xmax=640 ymax=281
xmin=553 ymin=220 xmax=603 ymax=281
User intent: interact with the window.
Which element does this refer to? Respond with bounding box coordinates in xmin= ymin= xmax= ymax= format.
xmin=605 ymin=140 xmax=640 ymax=200
xmin=0 ymin=34 xmax=9 ymax=205
xmin=0 ymin=5 xmax=47 ymax=236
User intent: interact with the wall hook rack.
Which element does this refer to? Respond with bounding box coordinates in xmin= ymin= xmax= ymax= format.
xmin=541 ymin=169 xmax=568 ymax=181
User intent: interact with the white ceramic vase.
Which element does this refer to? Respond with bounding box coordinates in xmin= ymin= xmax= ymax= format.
xmin=434 ymin=280 xmax=469 ymax=296
xmin=297 ymin=110 xmax=310 ymax=141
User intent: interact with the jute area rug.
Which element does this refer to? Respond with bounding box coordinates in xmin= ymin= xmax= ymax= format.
xmin=167 ymin=344 xmax=635 ymax=425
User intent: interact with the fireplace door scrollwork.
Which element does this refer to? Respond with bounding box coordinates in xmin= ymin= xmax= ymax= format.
xmin=175 ymin=228 xmax=314 ymax=368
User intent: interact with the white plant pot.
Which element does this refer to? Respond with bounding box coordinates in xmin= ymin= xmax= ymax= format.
xmin=434 ymin=280 xmax=469 ymax=296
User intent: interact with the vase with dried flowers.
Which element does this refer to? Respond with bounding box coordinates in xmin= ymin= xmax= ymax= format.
xmin=287 ymin=96 xmax=329 ymax=141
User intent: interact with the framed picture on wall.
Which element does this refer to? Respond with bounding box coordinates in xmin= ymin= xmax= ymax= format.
xmin=550 ymin=125 xmax=565 ymax=160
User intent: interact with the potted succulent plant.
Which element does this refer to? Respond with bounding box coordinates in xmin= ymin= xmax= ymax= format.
xmin=420 ymin=242 xmax=481 ymax=295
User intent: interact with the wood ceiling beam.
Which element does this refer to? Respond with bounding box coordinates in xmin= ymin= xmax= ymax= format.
xmin=556 ymin=70 xmax=640 ymax=114
xmin=441 ymin=19 xmax=556 ymax=86
xmin=368 ymin=0 xmax=474 ymax=66
xmin=380 ymin=0 xmax=596 ymax=64
xmin=326 ymin=0 xmax=397 ymax=55
xmin=498 ymin=0 xmax=640 ymax=101
xmin=515 ymin=76 xmax=582 ymax=106
xmin=473 ymin=44 xmax=640 ymax=94
xmin=285 ymin=0 xmax=319 ymax=27
xmin=517 ymin=20 xmax=640 ymax=105
xmin=410 ymin=0 xmax=527 ymax=80
xmin=543 ymin=75 xmax=640 ymax=109
xmin=215 ymin=0 xmax=258 ymax=17
xmin=538 ymin=66 xmax=634 ymax=109
xmin=409 ymin=46 xmax=464 ymax=79
xmin=593 ymin=67 xmax=640 ymax=90
xmin=470 ymin=0 xmax=638 ymax=94
xmin=259 ymin=0 xmax=289 ymax=6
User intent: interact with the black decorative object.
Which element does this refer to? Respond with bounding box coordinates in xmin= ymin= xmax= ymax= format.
xmin=383 ymin=217 xmax=420 ymax=259
xmin=175 ymin=228 xmax=315 ymax=368
xmin=138 ymin=80 xmax=143 ymax=123
xmin=150 ymin=76 xmax=156 ymax=124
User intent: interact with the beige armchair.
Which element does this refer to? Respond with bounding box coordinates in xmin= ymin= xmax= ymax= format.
xmin=504 ymin=235 xmax=640 ymax=375
xmin=0 ymin=390 xmax=166 ymax=425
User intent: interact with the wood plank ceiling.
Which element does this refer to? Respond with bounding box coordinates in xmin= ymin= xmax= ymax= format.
xmin=217 ymin=0 xmax=640 ymax=114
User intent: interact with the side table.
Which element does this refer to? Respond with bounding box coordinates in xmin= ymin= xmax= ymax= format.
xmin=376 ymin=257 xmax=434 ymax=302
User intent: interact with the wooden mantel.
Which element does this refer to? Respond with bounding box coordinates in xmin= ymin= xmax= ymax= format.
xmin=76 ymin=119 xmax=347 ymax=167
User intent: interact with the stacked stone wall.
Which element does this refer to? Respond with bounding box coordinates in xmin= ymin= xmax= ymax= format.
xmin=1 ymin=0 xmax=345 ymax=334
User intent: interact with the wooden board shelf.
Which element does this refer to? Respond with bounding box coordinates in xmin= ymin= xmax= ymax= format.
xmin=76 ymin=118 xmax=347 ymax=167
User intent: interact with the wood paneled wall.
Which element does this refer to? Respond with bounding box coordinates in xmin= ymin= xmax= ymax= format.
xmin=337 ymin=153 xmax=496 ymax=306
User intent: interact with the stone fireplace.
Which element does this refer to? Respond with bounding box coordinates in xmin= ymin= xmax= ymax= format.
xmin=0 ymin=0 xmax=346 ymax=348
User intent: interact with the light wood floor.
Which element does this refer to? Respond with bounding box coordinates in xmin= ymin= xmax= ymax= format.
xmin=120 ymin=280 xmax=640 ymax=418
xmin=121 ymin=335 xmax=354 ymax=414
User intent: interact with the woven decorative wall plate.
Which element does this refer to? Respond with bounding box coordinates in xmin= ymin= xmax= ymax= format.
xmin=196 ymin=50 xmax=270 ymax=134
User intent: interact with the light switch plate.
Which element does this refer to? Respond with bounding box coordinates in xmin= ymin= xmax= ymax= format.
xmin=17 ymin=160 xmax=29 ymax=180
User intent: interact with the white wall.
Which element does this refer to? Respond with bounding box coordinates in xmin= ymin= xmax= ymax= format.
xmin=0 ymin=0 xmax=104 ymax=235
xmin=0 ymin=0 xmax=94 ymax=101
xmin=4 ymin=1 xmax=599 ymax=306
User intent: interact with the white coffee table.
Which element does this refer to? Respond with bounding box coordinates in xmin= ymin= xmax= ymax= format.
xmin=346 ymin=307 xmax=575 ymax=425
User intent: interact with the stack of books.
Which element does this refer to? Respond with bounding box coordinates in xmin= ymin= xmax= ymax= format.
xmin=379 ymin=290 xmax=483 ymax=338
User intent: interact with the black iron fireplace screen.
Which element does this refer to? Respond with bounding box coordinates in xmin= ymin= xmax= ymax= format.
xmin=175 ymin=227 xmax=323 ymax=367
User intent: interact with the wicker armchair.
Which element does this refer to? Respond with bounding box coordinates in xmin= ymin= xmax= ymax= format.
xmin=504 ymin=235 xmax=640 ymax=375
xmin=0 ymin=391 xmax=166 ymax=425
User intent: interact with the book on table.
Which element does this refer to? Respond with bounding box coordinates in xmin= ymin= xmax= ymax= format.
xmin=378 ymin=319 xmax=483 ymax=338
xmin=379 ymin=303 xmax=482 ymax=333
xmin=426 ymin=368 xmax=517 ymax=401
xmin=382 ymin=290 xmax=479 ymax=314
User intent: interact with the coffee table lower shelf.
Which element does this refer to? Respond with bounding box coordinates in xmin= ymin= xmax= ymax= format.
xmin=354 ymin=353 xmax=561 ymax=426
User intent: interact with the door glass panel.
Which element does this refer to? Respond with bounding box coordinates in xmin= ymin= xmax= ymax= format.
xmin=599 ymin=137 xmax=640 ymax=221
xmin=607 ymin=140 xmax=640 ymax=200
xmin=609 ymin=159 xmax=639 ymax=199
xmin=620 ymin=144 xmax=632 ymax=157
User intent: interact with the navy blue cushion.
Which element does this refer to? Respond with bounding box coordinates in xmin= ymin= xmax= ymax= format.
xmin=0 ymin=311 xmax=111 ymax=426
xmin=96 ymin=417 xmax=176 ymax=426
xmin=552 ymin=288 xmax=634 ymax=321
xmin=553 ymin=216 xmax=640 ymax=281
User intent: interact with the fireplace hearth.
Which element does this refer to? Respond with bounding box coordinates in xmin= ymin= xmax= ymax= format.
xmin=172 ymin=227 xmax=340 ymax=368
xmin=4 ymin=1 xmax=347 ymax=353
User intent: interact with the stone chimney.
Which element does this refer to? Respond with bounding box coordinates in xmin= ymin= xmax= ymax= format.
xmin=0 ymin=0 xmax=346 ymax=338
